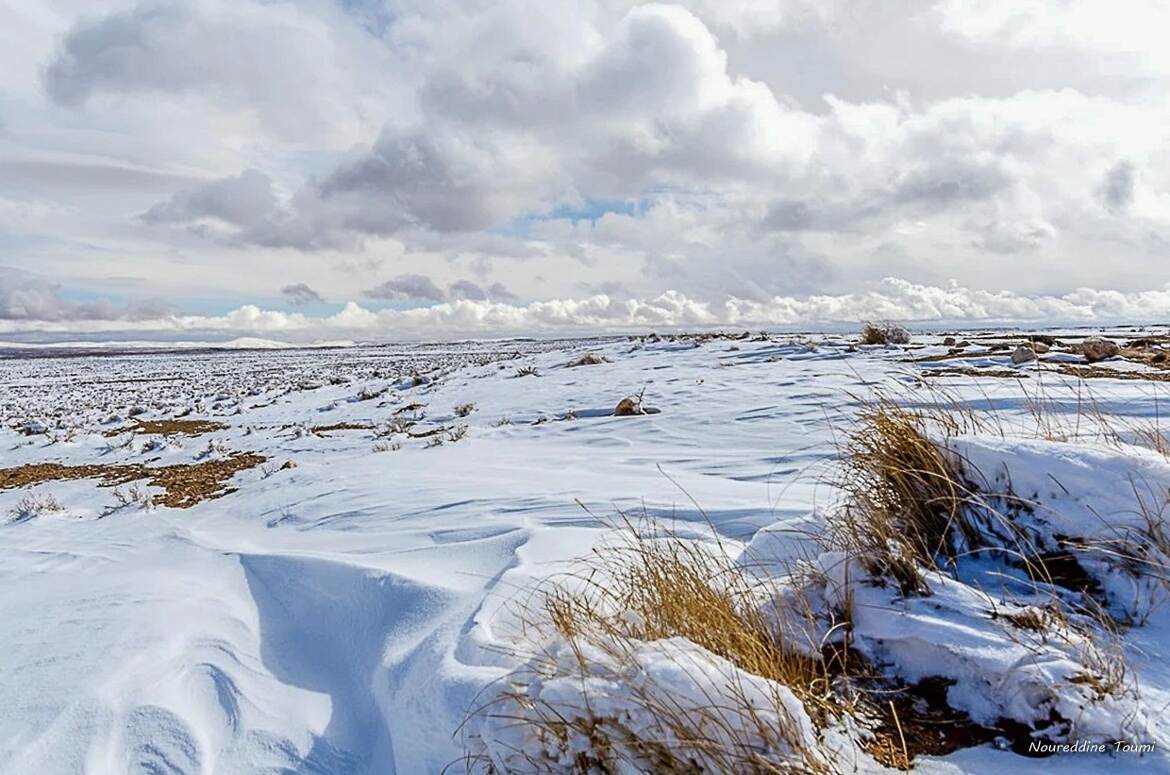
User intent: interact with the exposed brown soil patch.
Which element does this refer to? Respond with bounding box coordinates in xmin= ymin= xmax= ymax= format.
xmin=820 ymin=646 xmax=1013 ymax=768
xmin=921 ymin=367 xmax=1026 ymax=379
xmin=1053 ymin=364 xmax=1170 ymax=382
xmin=922 ymin=363 xmax=1170 ymax=383
xmin=93 ymin=376 xmax=186 ymax=385
xmin=104 ymin=418 xmax=228 ymax=437
xmin=1117 ymin=345 xmax=1170 ymax=369
xmin=0 ymin=453 xmax=266 ymax=508
xmin=862 ymin=676 xmax=1051 ymax=768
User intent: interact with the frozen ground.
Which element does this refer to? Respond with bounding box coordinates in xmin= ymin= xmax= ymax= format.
xmin=2 ymin=328 xmax=1169 ymax=773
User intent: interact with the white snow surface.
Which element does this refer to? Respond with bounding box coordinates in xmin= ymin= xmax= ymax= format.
xmin=2 ymin=329 xmax=1170 ymax=773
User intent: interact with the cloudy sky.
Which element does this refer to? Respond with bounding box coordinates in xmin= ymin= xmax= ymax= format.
xmin=2 ymin=0 xmax=1169 ymax=340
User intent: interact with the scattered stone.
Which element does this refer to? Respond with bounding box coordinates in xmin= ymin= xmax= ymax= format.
xmin=1081 ymin=337 xmax=1120 ymax=363
xmin=614 ymin=397 xmax=644 ymax=416
xmin=21 ymin=420 xmax=49 ymax=435
xmin=1011 ymin=345 xmax=1037 ymax=365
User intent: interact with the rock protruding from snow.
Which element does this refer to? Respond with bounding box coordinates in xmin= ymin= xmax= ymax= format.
xmin=614 ymin=397 xmax=644 ymax=416
xmin=1081 ymin=336 xmax=1120 ymax=363
xmin=20 ymin=420 xmax=49 ymax=435
xmin=1011 ymin=344 xmax=1036 ymax=364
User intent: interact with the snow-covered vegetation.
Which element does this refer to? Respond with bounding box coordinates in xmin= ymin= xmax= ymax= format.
xmin=2 ymin=329 xmax=1170 ymax=773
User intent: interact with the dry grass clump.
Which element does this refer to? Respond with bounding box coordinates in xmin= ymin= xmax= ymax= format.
xmin=462 ymin=523 xmax=841 ymax=774
xmin=828 ymin=402 xmax=982 ymax=592
xmin=613 ymin=388 xmax=660 ymax=417
xmin=550 ymin=528 xmax=831 ymax=696
xmin=860 ymin=322 xmax=910 ymax=346
xmin=567 ymin=352 xmax=610 ymax=368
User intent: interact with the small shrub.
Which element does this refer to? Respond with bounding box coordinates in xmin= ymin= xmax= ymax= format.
xmin=9 ymin=491 xmax=65 ymax=522
xmin=860 ymin=321 xmax=911 ymax=346
xmin=111 ymin=484 xmax=155 ymax=511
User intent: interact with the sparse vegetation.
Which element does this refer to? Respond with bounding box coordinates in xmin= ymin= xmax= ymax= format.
xmin=462 ymin=521 xmax=838 ymax=774
xmin=0 ymin=453 xmax=267 ymax=509
xmin=103 ymin=418 xmax=228 ymax=437
xmin=109 ymin=484 xmax=155 ymax=512
xmin=466 ymin=392 xmax=1162 ymax=771
xmin=8 ymin=491 xmax=65 ymax=522
xmin=566 ymin=352 xmax=610 ymax=368
xmin=860 ymin=321 xmax=911 ymax=345
xmin=827 ymin=401 xmax=980 ymax=591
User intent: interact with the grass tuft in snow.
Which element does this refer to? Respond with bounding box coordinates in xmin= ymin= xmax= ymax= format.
xmin=461 ymin=520 xmax=841 ymax=774
xmin=859 ymin=321 xmax=910 ymax=346
xmin=828 ymin=401 xmax=982 ymax=593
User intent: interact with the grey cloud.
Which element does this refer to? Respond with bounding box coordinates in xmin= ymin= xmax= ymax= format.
xmin=364 ymin=273 xmax=447 ymax=302
xmin=0 ymin=159 xmax=191 ymax=197
xmin=44 ymin=5 xmax=192 ymax=106
xmin=486 ymin=282 xmax=518 ymax=302
xmin=969 ymin=219 xmax=1057 ymax=254
xmin=281 ymin=282 xmax=324 ymax=306
xmin=314 ymin=131 xmax=529 ymax=234
xmin=446 ymin=279 xmax=487 ymax=300
xmin=1102 ymin=161 xmax=1135 ymax=213
xmin=891 ymin=163 xmax=1012 ymax=208
xmin=0 ymin=269 xmax=172 ymax=321
xmin=142 ymin=169 xmax=279 ymax=229
xmin=447 ymin=279 xmax=518 ymax=302
xmin=41 ymin=0 xmax=391 ymax=139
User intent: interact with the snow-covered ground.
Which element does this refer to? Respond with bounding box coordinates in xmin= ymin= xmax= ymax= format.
xmin=2 ymin=329 xmax=1170 ymax=773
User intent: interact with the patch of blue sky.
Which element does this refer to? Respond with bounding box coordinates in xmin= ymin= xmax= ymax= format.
xmin=499 ymin=197 xmax=652 ymax=238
